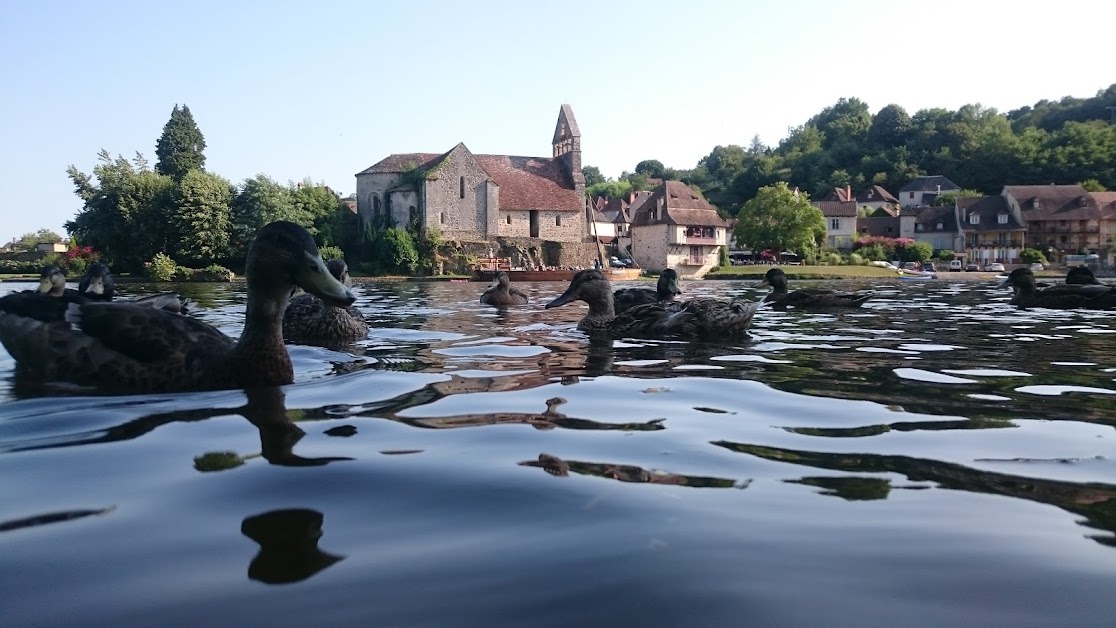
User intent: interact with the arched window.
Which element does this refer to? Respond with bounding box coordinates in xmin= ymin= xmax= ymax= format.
xmin=459 ymin=177 xmax=465 ymax=199
xmin=371 ymin=194 xmax=381 ymax=217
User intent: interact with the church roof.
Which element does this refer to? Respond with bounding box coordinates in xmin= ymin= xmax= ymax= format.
xmin=358 ymin=150 xmax=583 ymax=211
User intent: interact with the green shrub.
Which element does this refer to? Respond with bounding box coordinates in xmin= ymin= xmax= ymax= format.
xmin=847 ymin=252 xmax=865 ymax=266
xmin=1020 ymin=248 xmax=1047 ymax=264
xmin=172 ymin=264 xmax=234 ymax=282
xmin=148 ymin=253 xmax=178 ymax=281
xmin=0 ymin=259 xmax=43 ymax=274
xmin=935 ymin=249 xmax=956 ymax=262
xmin=858 ymin=243 xmax=888 ymax=261
xmin=318 ymin=245 xmax=344 ymax=261
xmin=819 ymin=251 xmax=843 ymax=266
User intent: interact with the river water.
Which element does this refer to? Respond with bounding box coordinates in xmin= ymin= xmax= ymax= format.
xmin=1 ymin=277 xmax=1114 ymax=626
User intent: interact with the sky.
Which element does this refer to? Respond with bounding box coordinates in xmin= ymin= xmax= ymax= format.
xmin=1 ymin=0 xmax=1114 ymax=243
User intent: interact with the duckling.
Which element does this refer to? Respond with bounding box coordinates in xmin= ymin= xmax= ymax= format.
xmin=545 ymin=269 xmax=758 ymax=338
xmin=998 ymin=267 xmax=1116 ymax=310
xmin=77 ymin=262 xmax=191 ymax=314
xmin=0 ymin=221 xmax=356 ymax=393
xmin=283 ymin=258 xmax=368 ymax=346
xmin=613 ymin=268 xmax=681 ymax=314
xmin=479 ymin=271 xmax=528 ymax=306
xmin=756 ymin=267 xmax=872 ymax=309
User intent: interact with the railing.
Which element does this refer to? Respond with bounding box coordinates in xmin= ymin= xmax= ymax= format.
xmin=684 ymin=236 xmax=719 ymax=245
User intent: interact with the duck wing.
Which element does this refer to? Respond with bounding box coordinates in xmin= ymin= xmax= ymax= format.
xmin=613 ymin=287 xmax=657 ymax=314
xmin=0 ymin=290 xmax=88 ymax=322
xmin=680 ymin=298 xmax=759 ymax=334
xmin=131 ymin=292 xmax=192 ymax=315
xmin=68 ymin=301 xmax=233 ymax=364
xmin=611 ymin=302 xmax=697 ymax=337
xmin=780 ymin=289 xmax=871 ymax=308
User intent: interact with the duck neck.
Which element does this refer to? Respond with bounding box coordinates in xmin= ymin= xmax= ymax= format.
xmin=772 ymin=279 xmax=789 ymax=294
xmin=586 ymin=293 xmax=616 ymax=320
xmin=236 ymin=283 xmax=291 ymax=359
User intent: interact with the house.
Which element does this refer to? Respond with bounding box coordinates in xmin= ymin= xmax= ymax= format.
xmin=629 ymin=181 xmax=729 ymax=277
xmin=857 ymin=215 xmax=900 ymax=238
xmin=898 ymin=175 xmax=960 ymax=208
xmin=812 ymin=200 xmax=858 ymax=249
xmin=586 ymin=204 xmax=616 ymax=241
xmin=856 ymin=185 xmax=900 ymax=212
xmin=35 ymin=242 xmax=68 ymax=253
xmin=900 ymin=205 xmax=964 ymax=253
xmin=823 ymin=186 xmax=855 ymax=203
xmin=956 ymin=196 xmax=1026 ymax=264
xmin=1002 ymin=185 xmax=1116 ymax=261
xmin=354 ymin=105 xmax=586 ymax=243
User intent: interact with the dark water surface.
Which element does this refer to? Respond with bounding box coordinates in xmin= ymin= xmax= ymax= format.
xmin=1 ymin=277 xmax=1115 ymax=626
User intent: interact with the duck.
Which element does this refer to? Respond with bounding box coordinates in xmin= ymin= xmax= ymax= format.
xmin=77 ymin=262 xmax=191 ymax=314
xmin=544 ymin=269 xmax=758 ymax=338
xmin=755 ymin=267 xmax=872 ymax=309
xmin=1065 ymin=265 xmax=1104 ymax=285
xmin=479 ymin=271 xmax=529 ymax=306
xmin=0 ymin=221 xmax=356 ymax=393
xmin=997 ymin=267 xmax=1116 ymax=310
xmin=613 ymin=268 xmax=682 ymax=314
xmin=37 ymin=265 xmax=84 ymax=300
xmin=282 ymin=258 xmax=368 ymax=345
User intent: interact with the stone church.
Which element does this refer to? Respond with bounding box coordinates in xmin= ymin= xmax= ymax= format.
xmin=354 ymin=105 xmax=587 ymax=244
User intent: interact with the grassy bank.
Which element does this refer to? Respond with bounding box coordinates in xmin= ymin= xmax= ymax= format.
xmin=706 ymin=265 xmax=904 ymax=280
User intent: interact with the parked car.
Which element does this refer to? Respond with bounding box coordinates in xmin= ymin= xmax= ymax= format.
xmin=965 ymin=263 xmax=980 ymax=272
xmin=923 ymin=261 xmax=936 ymax=272
xmin=985 ymin=262 xmax=1005 ymax=272
xmin=903 ymin=261 xmax=921 ymax=271
xmin=1029 ymin=262 xmax=1044 ymax=271
xmin=949 ymin=260 xmax=963 ymax=271
xmin=609 ymin=256 xmax=632 ymax=268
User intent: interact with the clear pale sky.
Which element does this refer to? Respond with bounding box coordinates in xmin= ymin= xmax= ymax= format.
xmin=1 ymin=0 xmax=1113 ymax=242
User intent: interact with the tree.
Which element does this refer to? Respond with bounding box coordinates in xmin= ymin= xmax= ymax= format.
xmin=933 ymin=188 xmax=983 ymax=206
xmin=582 ymin=165 xmax=606 ymax=187
xmin=1020 ymin=248 xmax=1048 ymax=264
xmin=10 ymin=228 xmax=65 ymax=251
xmin=229 ymin=175 xmax=297 ymax=258
xmin=1079 ymin=178 xmax=1107 ymax=192
xmin=173 ymin=170 xmax=233 ymax=265
xmin=867 ymin=104 xmax=913 ymax=148
xmin=733 ymin=182 xmax=825 ymax=259
xmin=156 ymin=104 xmax=207 ymax=179
xmin=634 ymin=159 xmax=666 ymax=178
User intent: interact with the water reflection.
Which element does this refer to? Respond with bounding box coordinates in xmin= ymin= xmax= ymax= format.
xmin=519 ymin=452 xmax=749 ymax=488
xmin=714 ymin=440 xmax=1116 ymax=547
xmin=240 ymin=508 xmax=345 ymax=584
xmin=0 ymin=506 xmax=116 ymax=533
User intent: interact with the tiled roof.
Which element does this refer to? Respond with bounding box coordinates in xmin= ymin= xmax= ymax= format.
xmin=956 ymin=196 xmax=1025 ymax=232
xmin=1003 ymin=184 xmax=1102 ymax=221
xmin=824 ymin=186 xmax=853 ymax=202
xmin=358 ymin=149 xmax=583 ymax=211
xmin=868 ymin=206 xmax=898 ymax=217
xmin=812 ymin=200 xmax=858 ymax=217
xmin=899 ymin=175 xmax=961 ymax=193
xmin=552 ymin=104 xmax=580 ymax=143
xmin=857 ymin=184 xmax=898 ymax=204
xmin=1091 ymin=191 xmax=1116 ymax=215
xmin=630 ymin=181 xmax=729 ymax=228
xmin=912 ymin=205 xmax=959 ymax=232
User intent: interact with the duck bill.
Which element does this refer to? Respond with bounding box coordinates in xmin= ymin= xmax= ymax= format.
xmin=995 ymin=278 xmax=1011 ymax=289
xmin=296 ymin=251 xmax=356 ymax=306
xmin=37 ymin=278 xmax=52 ymax=293
xmin=666 ymin=277 xmax=682 ymax=295
xmin=753 ymin=279 xmax=770 ymax=288
xmin=545 ymin=286 xmax=580 ymax=309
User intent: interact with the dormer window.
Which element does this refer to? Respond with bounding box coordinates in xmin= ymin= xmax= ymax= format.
xmin=1032 ymin=198 xmax=1041 ymax=209
xmin=936 ymin=222 xmax=943 ymax=230
xmin=1079 ymin=196 xmax=1090 ymax=207
xmin=969 ymin=213 xmax=980 ymax=225
xmin=915 ymin=223 xmax=923 ymax=231
xmin=997 ymin=213 xmax=1008 ymax=224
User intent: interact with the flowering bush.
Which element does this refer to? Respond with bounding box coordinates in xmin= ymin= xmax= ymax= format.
xmin=60 ymin=244 xmax=99 ymax=276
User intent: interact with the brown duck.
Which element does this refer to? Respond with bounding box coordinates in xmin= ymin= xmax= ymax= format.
xmin=545 ymin=269 xmax=758 ymax=338
xmin=283 ymin=258 xmax=368 ymax=346
xmin=613 ymin=268 xmax=682 ymax=314
xmin=0 ymin=221 xmax=356 ymax=393
xmin=479 ymin=271 xmax=529 ymax=306
xmin=756 ymin=267 xmax=872 ymax=309
xmin=998 ymin=267 xmax=1116 ymax=310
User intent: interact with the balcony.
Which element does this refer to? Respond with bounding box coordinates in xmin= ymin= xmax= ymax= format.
xmin=684 ymin=236 xmax=719 ymax=245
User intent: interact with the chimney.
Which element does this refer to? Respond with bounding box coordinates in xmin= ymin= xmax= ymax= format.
xmin=846 ymin=184 xmax=852 ymax=202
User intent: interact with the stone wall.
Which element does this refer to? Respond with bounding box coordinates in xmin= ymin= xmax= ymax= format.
xmin=442 ymin=237 xmax=598 ymax=273
xmin=422 ymin=149 xmax=492 ymax=240
xmin=496 ymin=209 xmax=585 ymax=242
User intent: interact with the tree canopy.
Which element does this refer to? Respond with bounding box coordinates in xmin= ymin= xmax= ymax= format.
xmin=733 ymin=182 xmax=825 ymax=257
xmin=155 ymin=104 xmax=207 ymax=179
xmin=7 ymin=228 xmax=65 ymax=250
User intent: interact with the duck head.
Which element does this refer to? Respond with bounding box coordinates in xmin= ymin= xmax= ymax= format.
xmin=494 ymin=272 xmax=511 ymax=288
xmin=325 ymin=258 xmax=353 ymax=288
xmin=37 ymin=265 xmax=66 ymax=296
xmin=78 ymin=262 xmax=116 ymax=299
xmin=657 ymin=269 xmax=682 ymax=299
xmin=1066 ymin=265 xmax=1101 ymax=285
xmin=546 ymin=269 xmax=613 ymax=313
xmin=997 ymin=267 xmax=1036 ymax=292
xmin=247 ymin=222 xmax=356 ymax=307
xmin=755 ymin=268 xmax=789 ymax=292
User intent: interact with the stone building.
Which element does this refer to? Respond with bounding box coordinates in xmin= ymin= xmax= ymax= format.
xmin=354 ymin=105 xmax=586 ymax=244
xmin=629 ymin=181 xmax=729 ymax=277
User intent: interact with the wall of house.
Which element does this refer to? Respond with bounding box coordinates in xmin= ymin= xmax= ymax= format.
xmin=632 ymin=224 xmax=721 ymax=277
xmin=389 ymin=189 xmax=421 ymax=227
xmin=589 ymin=221 xmax=616 ymax=238
xmin=824 ymin=216 xmax=857 ymax=249
xmin=496 ymin=209 xmax=584 ymax=242
xmin=420 ymin=155 xmax=493 ymax=240
xmin=355 ymin=173 xmax=404 ymax=224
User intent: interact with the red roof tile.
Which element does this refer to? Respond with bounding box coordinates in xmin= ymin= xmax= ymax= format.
xmin=812 ymin=200 xmax=858 ymax=217
xmin=630 ymin=181 xmax=728 ymax=228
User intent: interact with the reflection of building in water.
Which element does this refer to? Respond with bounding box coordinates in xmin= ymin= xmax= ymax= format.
xmin=519 ymin=453 xmax=747 ymax=488
xmin=241 ymin=508 xmax=345 ymax=584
